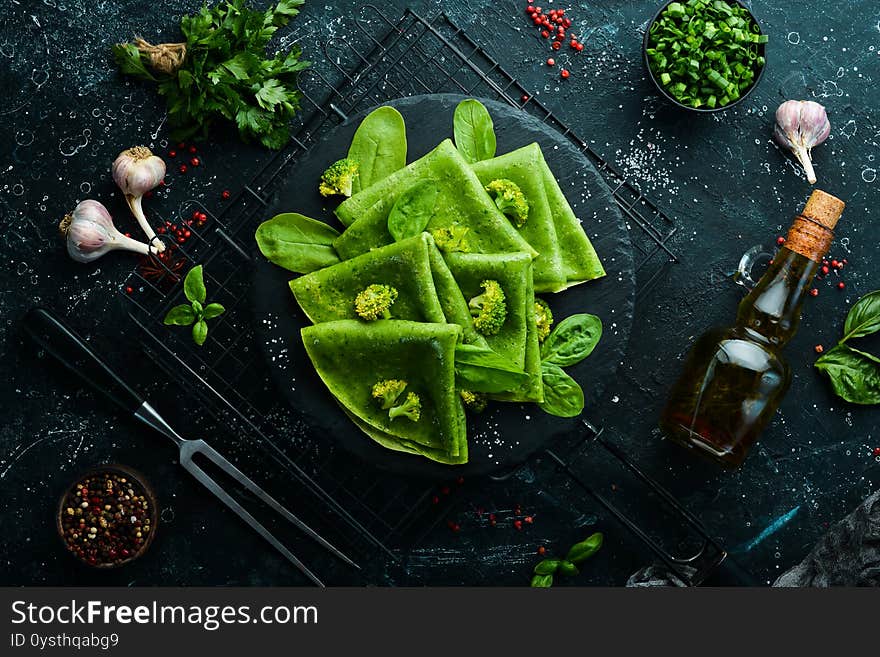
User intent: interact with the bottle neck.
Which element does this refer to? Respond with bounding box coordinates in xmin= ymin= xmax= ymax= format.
xmin=735 ymin=247 xmax=820 ymax=348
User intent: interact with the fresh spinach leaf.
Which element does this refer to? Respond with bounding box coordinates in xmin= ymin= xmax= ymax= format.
xmin=533 ymin=559 xmax=561 ymax=575
xmin=387 ymin=180 xmax=439 ymax=242
xmin=557 ymin=560 xmax=579 ymax=576
xmin=843 ymin=290 xmax=880 ymax=341
xmin=255 ymin=212 xmax=341 ymax=273
xmin=541 ymin=313 xmax=602 ymax=367
xmin=453 ymin=99 xmax=496 ymax=164
xmin=184 ymin=265 xmax=207 ymax=304
xmin=530 ymin=574 xmax=553 ymax=588
xmin=192 ymin=320 xmax=209 ymax=346
xmin=815 ymin=344 xmax=880 ymax=405
xmin=348 ymin=106 xmax=407 ymax=194
xmin=538 ymin=362 xmax=585 ymax=418
xmin=454 ymin=344 xmax=532 ymax=394
xmin=164 ymin=304 xmax=196 ymax=326
xmin=565 ymin=532 xmax=603 ymax=564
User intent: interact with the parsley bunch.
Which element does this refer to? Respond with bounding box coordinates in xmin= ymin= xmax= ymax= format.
xmin=113 ymin=0 xmax=310 ymax=149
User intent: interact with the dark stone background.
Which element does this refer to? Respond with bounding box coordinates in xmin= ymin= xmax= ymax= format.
xmin=2 ymin=0 xmax=878 ymax=586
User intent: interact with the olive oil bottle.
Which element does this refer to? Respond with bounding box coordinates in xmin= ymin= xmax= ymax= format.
xmin=660 ymin=190 xmax=845 ymax=467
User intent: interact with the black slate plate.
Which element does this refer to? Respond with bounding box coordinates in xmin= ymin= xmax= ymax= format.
xmin=253 ymin=94 xmax=635 ymax=478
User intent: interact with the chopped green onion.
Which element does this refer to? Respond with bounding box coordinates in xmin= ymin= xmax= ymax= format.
xmin=647 ymin=0 xmax=767 ymax=109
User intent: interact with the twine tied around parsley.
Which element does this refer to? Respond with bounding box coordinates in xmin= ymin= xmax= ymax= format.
xmin=131 ymin=37 xmax=187 ymax=75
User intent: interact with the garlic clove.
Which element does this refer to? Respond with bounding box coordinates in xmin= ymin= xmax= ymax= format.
xmin=112 ymin=146 xmax=167 ymax=251
xmin=773 ymin=100 xmax=830 ymax=185
xmin=60 ymin=199 xmax=154 ymax=264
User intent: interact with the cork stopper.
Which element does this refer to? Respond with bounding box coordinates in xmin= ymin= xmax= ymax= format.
xmin=801 ymin=189 xmax=845 ymax=229
xmin=784 ymin=190 xmax=845 ymax=262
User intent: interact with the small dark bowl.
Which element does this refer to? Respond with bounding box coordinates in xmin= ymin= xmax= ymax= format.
xmin=643 ymin=0 xmax=767 ymax=113
xmin=56 ymin=464 xmax=158 ymax=569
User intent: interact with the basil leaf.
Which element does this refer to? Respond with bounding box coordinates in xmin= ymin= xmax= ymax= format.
xmin=533 ymin=559 xmax=561 ymax=575
xmin=255 ymin=212 xmax=341 ymax=274
xmin=454 ymin=344 xmax=532 ymax=394
xmin=530 ymin=574 xmax=553 ymax=588
xmin=387 ymin=180 xmax=438 ymax=242
xmin=815 ymin=344 xmax=880 ymax=405
xmin=557 ymin=560 xmax=579 ymax=577
xmin=192 ymin=320 xmax=209 ymax=347
xmin=541 ymin=314 xmax=602 ymax=367
xmin=843 ymin=290 xmax=880 ymax=341
xmin=565 ymin=532 xmax=603 ymax=564
xmin=183 ymin=265 xmax=207 ymax=304
xmin=538 ymin=362 xmax=585 ymax=418
xmin=203 ymin=303 xmax=226 ymax=320
xmin=348 ymin=106 xmax=407 ymax=194
xmin=163 ymin=304 xmax=196 ymax=326
xmin=191 ymin=299 xmax=203 ymax=316
xmin=453 ymin=99 xmax=496 ymax=164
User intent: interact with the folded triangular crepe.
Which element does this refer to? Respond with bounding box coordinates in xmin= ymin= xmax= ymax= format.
xmin=301 ymin=320 xmax=466 ymax=463
xmin=536 ymin=149 xmax=606 ymax=287
xmin=471 ymin=144 xmax=567 ymax=293
xmin=444 ymin=252 xmax=543 ymax=403
xmin=333 ymin=140 xmax=537 ymax=261
xmin=290 ymin=233 xmax=486 ymax=347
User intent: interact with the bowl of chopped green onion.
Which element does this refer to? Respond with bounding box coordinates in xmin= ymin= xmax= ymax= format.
xmin=644 ymin=0 xmax=768 ymax=112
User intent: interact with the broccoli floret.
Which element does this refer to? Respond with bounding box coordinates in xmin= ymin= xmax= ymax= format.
xmin=459 ymin=390 xmax=487 ymax=414
xmin=430 ymin=224 xmax=470 ymax=253
xmin=534 ymin=298 xmax=554 ymax=343
xmin=485 ymin=179 xmax=529 ymax=228
xmin=389 ymin=391 xmax=422 ymax=422
xmin=355 ymin=284 xmax=398 ymax=320
xmin=319 ymin=158 xmax=360 ymax=197
xmin=469 ymin=279 xmax=507 ymax=336
xmin=372 ymin=379 xmax=408 ymax=410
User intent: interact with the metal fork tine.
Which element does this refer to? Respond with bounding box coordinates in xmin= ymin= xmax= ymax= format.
xmin=192 ymin=440 xmax=360 ymax=570
xmin=181 ymin=454 xmax=326 ymax=587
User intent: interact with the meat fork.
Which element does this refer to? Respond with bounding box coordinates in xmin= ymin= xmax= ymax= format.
xmin=24 ymin=307 xmax=358 ymax=586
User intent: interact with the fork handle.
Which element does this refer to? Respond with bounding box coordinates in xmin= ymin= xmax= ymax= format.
xmin=23 ymin=307 xmax=144 ymax=414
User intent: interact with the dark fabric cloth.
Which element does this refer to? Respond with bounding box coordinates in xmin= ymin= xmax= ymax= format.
xmin=627 ymin=489 xmax=880 ymax=587
xmin=773 ymin=488 xmax=880 ymax=587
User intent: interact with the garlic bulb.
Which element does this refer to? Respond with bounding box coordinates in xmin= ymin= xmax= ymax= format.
xmin=59 ymin=199 xmax=155 ymax=263
xmin=112 ymin=146 xmax=166 ymax=251
xmin=774 ymin=100 xmax=831 ymax=184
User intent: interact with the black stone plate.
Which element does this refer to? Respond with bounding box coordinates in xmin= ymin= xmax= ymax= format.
xmin=252 ymin=94 xmax=635 ymax=478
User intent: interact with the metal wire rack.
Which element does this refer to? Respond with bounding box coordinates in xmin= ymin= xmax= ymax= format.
xmin=121 ymin=7 xmax=706 ymax=583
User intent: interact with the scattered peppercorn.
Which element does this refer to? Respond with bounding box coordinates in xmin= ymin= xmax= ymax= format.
xmin=177 ymin=142 xmax=186 ymax=150
xmin=561 ymin=69 xmax=570 ymax=79
xmin=513 ymin=519 xmax=523 ymax=530
xmin=776 ymin=236 xmax=786 ymax=245
xmin=168 ymin=150 xmax=177 ymax=158
xmin=221 ymin=190 xmax=231 ymax=200
xmin=190 ymin=157 xmax=200 ymax=167
xmin=838 ymin=282 xmax=845 ymax=290
xmin=873 ymin=447 xmax=880 ymax=457
xmin=179 ymin=164 xmax=188 ymax=174
xmin=814 ymin=344 xmax=824 ymax=354
xmin=188 ymin=145 xmax=197 ymax=154
xmin=59 ymin=468 xmax=155 ymax=568
xmin=125 ymin=286 xmax=133 ymax=295
xmin=537 ymin=546 xmax=546 ymax=555
xmin=547 ymin=58 xmax=555 ymax=66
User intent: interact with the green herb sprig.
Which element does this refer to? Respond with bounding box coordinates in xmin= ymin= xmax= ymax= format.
xmin=113 ymin=0 xmax=310 ymax=149
xmin=164 ymin=265 xmax=226 ymax=346
xmin=538 ymin=314 xmax=602 ymax=418
xmin=815 ymin=290 xmax=880 ymax=404
xmin=530 ymin=533 xmax=603 ymax=587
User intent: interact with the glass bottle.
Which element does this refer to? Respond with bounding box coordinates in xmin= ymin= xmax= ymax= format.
xmin=659 ymin=190 xmax=846 ymax=467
